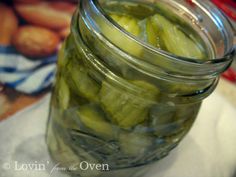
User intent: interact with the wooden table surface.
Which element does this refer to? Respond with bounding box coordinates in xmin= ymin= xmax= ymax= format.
xmin=0 ymin=86 xmax=45 ymax=121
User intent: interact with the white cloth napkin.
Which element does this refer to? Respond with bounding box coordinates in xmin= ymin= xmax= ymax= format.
xmin=0 ymin=91 xmax=236 ymax=177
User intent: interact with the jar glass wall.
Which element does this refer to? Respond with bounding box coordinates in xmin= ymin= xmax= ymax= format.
xmin=46 ymin=0 xmax=235 ymax=177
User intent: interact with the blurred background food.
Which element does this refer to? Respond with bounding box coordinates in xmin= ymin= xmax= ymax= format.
xmin=0 ymin=3 xmax=18 ymax=46
xmin=12 ymin=26 xmax=60 ymax=58
xmin=0 ymin=0 xmax=78 ymax=119
xmin=14 ymin=2 xmax=73 ymax=30
xmin=0 ymin=0 xmax=77 ymax=57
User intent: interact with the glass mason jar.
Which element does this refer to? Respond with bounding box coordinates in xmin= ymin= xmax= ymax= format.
xmin=46 ymin=0 xmax=235 ymax=176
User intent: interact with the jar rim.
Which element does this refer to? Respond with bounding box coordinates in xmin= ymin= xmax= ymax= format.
xmin=94 ymin=0 xmax=235 ymax=63
xmin=78 ymin=0 xmax=235 ymax=79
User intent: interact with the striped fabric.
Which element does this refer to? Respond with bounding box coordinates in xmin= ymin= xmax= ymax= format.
xmin=0 ymin=46 xmax=57 ymax=94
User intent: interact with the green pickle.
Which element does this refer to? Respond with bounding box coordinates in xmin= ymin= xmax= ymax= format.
xmin=139 ymin=18 xmax=164 ymax=49
xmin=119 ymin=132 xmax=152 ymax=156
xmin=77 ymin=104 xmax=116 ymax=139
xmin=110 ymin=14 xmax=141 ymax=36
xmin=47 ymin=1 xmax=211 ymax=176
xmin=69 ymin=63 xmax=100 ymax=102
xmin=150 ymin=14 xmax=205 ymax=59
xmin=58 ymin=77 xmax=70 ymax=110
xmin=101 ymin=14 xmax=142 ymax=56
xmin=99 ymin=80 xmax=159 ymax=128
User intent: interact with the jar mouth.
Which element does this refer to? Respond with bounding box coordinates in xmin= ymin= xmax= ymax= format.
xmin=97 ymin=0 xmax=235 ymax=61
xmin=106 ymin=19 xmax=235 ymax=65
xmin=78 ymin=0 xmax=235 ymax=78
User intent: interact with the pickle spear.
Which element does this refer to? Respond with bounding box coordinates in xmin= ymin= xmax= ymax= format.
xmin=77 ymin=105 xmax=116 ymax=139
xmin=69 ymin=65 xmax=100 ymax=102
xmin=131 ymin=80 xmax=160 ymax=100
xmin=150 ymin=14 xmax=205 ymax=59
xmin=58 ymin=77 xmax=70 ymax=110
xmin=139 ymin=18 xmax=164 ymax=49
xmin=101 ymin=14 xmax=142 ymax=56
xmin=99 ymin=80 xmax=159 ymax=128
xmin=119 ymin=132 xmax=152 ymax=156
xmin=110 ymin=14 xmax=141 ymax=36
xmin=150 ymin=103 xmax=176 ymax=136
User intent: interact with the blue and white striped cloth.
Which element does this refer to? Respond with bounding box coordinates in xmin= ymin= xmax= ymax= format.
xmin=0 ymin=46 xmax=57 ymax=94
